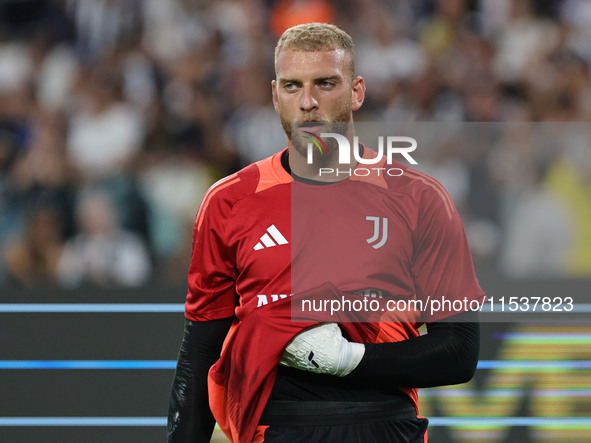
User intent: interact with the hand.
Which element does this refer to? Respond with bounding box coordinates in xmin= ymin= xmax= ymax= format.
xmin=279 ymin=323 xmax=365 ymax=377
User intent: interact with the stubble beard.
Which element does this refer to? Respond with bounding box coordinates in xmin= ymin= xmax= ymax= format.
xmin=280 ymin=103 xmax=353 ymax=164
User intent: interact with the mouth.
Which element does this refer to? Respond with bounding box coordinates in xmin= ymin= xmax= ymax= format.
xmin=298 ymin=121 xmax=325 ymax=133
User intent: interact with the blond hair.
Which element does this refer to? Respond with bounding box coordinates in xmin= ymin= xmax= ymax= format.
xmin=275 ymin=23 xmax=355 ymax=77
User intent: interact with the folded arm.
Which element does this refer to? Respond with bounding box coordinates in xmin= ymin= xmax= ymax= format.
xmin=349 ymin=311 xmax=480 ymax=387
xmin=281 ymin=310 xmax=480 ymax=388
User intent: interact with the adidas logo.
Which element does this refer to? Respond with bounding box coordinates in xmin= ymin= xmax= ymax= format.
xmin=253 ymin=224 xmax=288 ymax=250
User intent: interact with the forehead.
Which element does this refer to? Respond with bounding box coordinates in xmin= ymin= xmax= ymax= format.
xmin=275 ymin=49 xmax=349 ymax=79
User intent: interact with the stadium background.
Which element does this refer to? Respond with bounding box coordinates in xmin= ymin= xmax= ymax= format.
xmin=0 ymin=0 xmax=590 ymax=442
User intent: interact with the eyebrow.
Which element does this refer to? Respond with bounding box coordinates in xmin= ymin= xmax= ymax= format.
xmin=278 ymin=78 xmax=301 ymax=86
xmin=278 ymin=75 xmax=342 ymax=86
xmin=315 ymin=75 xmax=341 ymax=83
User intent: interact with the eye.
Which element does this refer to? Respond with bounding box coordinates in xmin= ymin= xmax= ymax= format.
xmin=284 ymin=82 xmax=296 ymax=90
xmin=320 ymin=81 xmax=335 ymax=89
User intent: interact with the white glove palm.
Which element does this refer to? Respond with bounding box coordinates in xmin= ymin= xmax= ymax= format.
xmin=279 ymin=323 xmax=365 ymax=377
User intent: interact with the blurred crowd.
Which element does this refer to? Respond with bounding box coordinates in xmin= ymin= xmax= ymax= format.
xmin=0 ymin=0 xmax=590 ymax=289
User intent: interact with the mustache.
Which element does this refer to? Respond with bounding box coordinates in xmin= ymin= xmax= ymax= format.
xmin=297 ymin=118 xmax=327 ymax=124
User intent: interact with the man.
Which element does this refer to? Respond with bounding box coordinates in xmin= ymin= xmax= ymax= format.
xmin=168 ymin=23 xmax=485 ymax=443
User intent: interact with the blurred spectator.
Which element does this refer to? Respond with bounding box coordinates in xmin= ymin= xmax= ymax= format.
xmin=138 ymin=148 xmax=216 ymax=281
xmin=225 ymin=66 xmax=285 ymax=165
xmin=493 ymin=0 xmax=560 ymax=84
xmin=67 ymin=69 xmax=144 ymax=180
xmin=35 ymin=44 xmax=78 ymax=113
xmin=270 ymin=0 xmax=334 ymax=38
xmin=414 ymin=130 xmax=470 ymax=209
xmin=463 ymin=75 xmax=502 ymax=121
xmin=69 ymin=0 xmax=141 ymax=62
xmin=0 ymin=128 xmax=20 ymax=284
xmin=500 ymin=162 xmax=573 ymax=278
xmin=9 ymin=112 xmax=77 ymax=238
xmin=0 ymin=41 xmax=33 ymax=92
xmin=140 ymin=0 xmax=209 ymax=64
xmin=1 ymin=105 xmax=71 ymax=289
xmin=66 ymin=67 xmax=151 ymax=243
xmin=560 ymin=0 xmax=591 ymax=64
xmin=356 ymin=4 xmax=426 ymax=110
xmin=419 ymin=0 xmax=469 ymax=57
xmin=3 ymin=207 xmax=63 ymax=287
xmin=57 ymin=190 xmax=151 ymax=287
xmin=545 ymin=140 xmax=591 ymax=276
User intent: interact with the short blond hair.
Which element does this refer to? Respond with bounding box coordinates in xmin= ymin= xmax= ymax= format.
xmin=274 ymin=23 xmax=355 ymax=77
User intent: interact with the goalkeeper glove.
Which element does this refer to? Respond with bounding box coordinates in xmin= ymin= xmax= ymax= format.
xmin=279 ymin=323 xmax=365 ymax=377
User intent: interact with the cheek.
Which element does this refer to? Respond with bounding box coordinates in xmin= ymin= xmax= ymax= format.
xmin=277 ymin=96 xmax=295 ymax=116
xmin=328 ymin=94 xmax=352 ymax=117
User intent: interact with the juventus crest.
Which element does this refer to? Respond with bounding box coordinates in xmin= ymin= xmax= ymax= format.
xmin=366 ymin=216 xmax=388 ymax=249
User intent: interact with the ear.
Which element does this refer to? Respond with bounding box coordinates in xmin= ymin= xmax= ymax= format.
xmin=272 ymin=80 xmax=280 ymax=113
xmin=351 ymin=76 xmax=365 ymax=112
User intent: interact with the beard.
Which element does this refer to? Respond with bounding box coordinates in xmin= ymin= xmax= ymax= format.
xmin=280 ymin=102 xmax=353 ymax=162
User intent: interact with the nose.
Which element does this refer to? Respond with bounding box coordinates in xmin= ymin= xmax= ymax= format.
xmin=299 ymin=85 xmax=318 ymax=112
